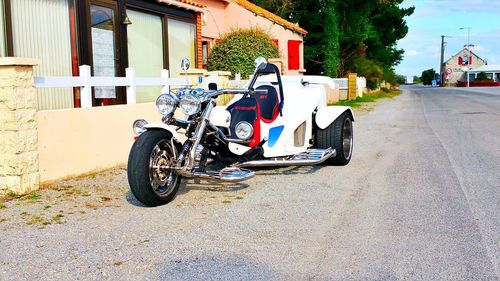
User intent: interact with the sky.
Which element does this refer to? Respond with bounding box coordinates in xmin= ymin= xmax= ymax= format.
xmin=395 ymin=0 xmax=500 ymax=77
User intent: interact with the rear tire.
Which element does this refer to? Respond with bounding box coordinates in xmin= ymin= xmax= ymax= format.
xmin=127 ymin=130 xmax=182 ymax=207
xmin=316 ymin=112 xmax=353 ymax=166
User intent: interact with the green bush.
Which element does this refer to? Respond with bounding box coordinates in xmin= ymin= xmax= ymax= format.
xmin=476 ymin=72 xmax=488 ymax=80
xmin=207 ymin=27 xmax=280 ymax=79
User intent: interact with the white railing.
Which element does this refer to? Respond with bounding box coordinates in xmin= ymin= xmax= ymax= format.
xmin=357 ymin=76 xmax=366 ymax=89
xmin=331 ymin=78 xmax=348 ymax=89
xmin=34 ymin=65 xmax=187 ymax=108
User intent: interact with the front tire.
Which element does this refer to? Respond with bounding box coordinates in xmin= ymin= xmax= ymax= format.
xmin=127 ymin=130 xmax=182 ymax=207
xmin=316 ymin=112 xmax=353 ymax=166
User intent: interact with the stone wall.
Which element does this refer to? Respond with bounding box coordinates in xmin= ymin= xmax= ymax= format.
xmin=0 ymin=57 xmax=40 ymax=195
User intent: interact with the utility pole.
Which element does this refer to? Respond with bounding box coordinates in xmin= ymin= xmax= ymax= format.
xmin=440 ymin=35 xmax=450 ymax=87
xmin=440 ymin=35 xmax=445 ymax=87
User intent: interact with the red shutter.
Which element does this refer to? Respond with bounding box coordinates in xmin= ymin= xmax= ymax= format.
xmin=273 ymin=39 xmax=279 ymax=48
xmin=469 ymin=56 xmax=472 ymax=64
xmin=288 ymin=40 xmax=301 ymax=70
xmin=458 ymin=56 xmax=463 ymax=65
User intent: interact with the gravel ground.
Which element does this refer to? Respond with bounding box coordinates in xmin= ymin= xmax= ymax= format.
xmin=0 ymin=87 xmax=498 ymax=280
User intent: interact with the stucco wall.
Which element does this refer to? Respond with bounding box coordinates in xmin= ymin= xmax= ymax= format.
xmin=202 ymin=0 xmax=305 ymax=75
xmin=37 ymin=103 xmax=163 ymax=183
xmin=444 ymin=49 xmax=486 ymax=86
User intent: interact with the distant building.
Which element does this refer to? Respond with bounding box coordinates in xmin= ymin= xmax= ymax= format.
xmin=443 ymin=47 xmax=486 ymax=86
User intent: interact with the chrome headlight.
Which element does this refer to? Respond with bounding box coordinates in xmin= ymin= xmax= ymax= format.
xmin=156 ymin=94 xmax=177 ymax=115
xmin=235 ymin=121 xmax=253 ymax=140
xmin=179 ymin=94 xmax=201 ymax=116
xmin=132 ymin=119 xmax=148 ymax=135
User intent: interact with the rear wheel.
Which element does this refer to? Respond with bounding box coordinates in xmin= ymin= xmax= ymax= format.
xmin=316 ymin=112 xmax=353 ymax=165
xmin=127 ymin=130 xmax=181 ymax=206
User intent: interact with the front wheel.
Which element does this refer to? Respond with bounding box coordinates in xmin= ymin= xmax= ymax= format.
xmin=127 ymin=130 xmax=182 ymax=207
xmin=316 ymin=112 xmax=353 ymax=166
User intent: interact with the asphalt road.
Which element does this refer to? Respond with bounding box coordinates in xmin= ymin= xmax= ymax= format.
xmin=1 ymin=86 xmax=499 ymax=280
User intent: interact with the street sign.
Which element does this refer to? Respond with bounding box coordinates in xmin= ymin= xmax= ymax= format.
xmin=446 ymin=68 xmax=452 ymax=75
xmin=432 ymin=80 xmax=437 ymax=87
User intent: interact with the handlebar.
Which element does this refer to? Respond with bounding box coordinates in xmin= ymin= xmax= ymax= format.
xmin=203 ymin=88 xmax=267 ymax=100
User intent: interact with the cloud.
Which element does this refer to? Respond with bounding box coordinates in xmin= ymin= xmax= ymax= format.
xmin=473 ymin=45 xmax=485 ymax=51
xmin=404 ymin=49 xmax=421 ymax=57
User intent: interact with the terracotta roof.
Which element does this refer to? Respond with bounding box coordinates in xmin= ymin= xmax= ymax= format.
xmin=177 ymin=0 xmax=206 ymax=8
xmin=231 ymin=0 xmax=308 ymax=35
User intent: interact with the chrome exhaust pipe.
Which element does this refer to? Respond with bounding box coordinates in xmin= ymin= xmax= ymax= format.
xmin=234 ymin=148 xmax=336 ymax=168
xmin=175 ymin=166 xmax=255 ymax=182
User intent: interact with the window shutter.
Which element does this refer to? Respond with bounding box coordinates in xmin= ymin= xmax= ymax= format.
xmin=287 ymin=40 xmax=301 ymax=70
xmin=273 ymin=39 xmax=279 ymax=48
xmin=458 ymin=56 xmax=463 ymax=65
xmin=469 ymin=56 xmax=472 ymax=64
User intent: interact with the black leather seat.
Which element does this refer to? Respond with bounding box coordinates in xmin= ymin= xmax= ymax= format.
xmin=254 ymin=85 xmax=279 ymax=122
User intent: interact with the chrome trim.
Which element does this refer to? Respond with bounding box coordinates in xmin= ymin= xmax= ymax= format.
xmin=185 ymin=100 xmax=215 ymax=169
xmin=173 ymin=166 xmax=255 ymax=182
xmin=234 ymin=148 xmax=336 ymax=168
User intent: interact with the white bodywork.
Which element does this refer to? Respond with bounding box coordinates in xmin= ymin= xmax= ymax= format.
xmin=211 ymin=75 xmax=354 ymax=157
xmin=144 ymin=123 xmax=182 ymax=142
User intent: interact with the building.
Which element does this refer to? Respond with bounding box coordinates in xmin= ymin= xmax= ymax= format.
xmin=201 ymin=0 xmax=307 ymax=75
xmin=0 ymin=0 xmax=204 ymax=110
xmin=443 ymin=47 xmax=486 ymax=86
xmin=468 ymin=65 xmax=500 ymax=81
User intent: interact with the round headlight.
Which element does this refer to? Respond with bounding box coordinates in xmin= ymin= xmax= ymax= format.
xmin=235 ymin=121 xmax=254 ymax=140
xmin=179 ymin=94 xmax=201 ymax=116
xmin=132 ymin=119 xmax=148 ymax=135
xmin=156 ymin=94 xmax=177 ymax=115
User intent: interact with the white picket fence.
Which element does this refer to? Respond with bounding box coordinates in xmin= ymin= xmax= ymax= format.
xmin=34 ymin=65 xmax=187 ymax=108
xmin=331 ymin=78 xmax=348 ymax=90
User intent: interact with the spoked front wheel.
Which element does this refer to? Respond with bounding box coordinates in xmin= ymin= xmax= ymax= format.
xmin=127 ymin=130 xmax=181 ymax=206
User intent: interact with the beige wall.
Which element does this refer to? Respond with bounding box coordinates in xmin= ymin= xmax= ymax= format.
xmin=37 ymin=103 xmax=163 ymax=183
xmin=202 ymin=0 xmax=305 ymax=75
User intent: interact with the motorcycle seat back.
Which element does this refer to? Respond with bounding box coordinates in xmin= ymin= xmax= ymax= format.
xmin=254 ymin=85 xmax=279 ymax=123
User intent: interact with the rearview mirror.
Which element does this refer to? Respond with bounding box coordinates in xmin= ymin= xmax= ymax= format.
xmin=254 ymin=57 xmax=267 ymax=72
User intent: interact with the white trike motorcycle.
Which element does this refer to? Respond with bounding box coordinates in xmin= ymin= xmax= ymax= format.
xmin=128 ymin=57 xmax=354 ymax=206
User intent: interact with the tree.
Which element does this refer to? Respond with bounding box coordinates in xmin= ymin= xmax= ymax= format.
xmin=420 ymin=68 xmax=436 ymax=85
xmin=207 ymin=28 xmax=279 ymax=79
xmin=247 ymin=0 xmax=414 ymax=82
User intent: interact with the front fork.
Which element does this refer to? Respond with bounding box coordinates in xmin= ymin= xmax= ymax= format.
xmin=176 ymin=100 xmax=215 ymax=176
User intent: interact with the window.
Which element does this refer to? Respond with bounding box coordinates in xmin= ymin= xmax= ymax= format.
xmin=288 ymin=40 xmax=301 ymax=70
xmin=468 ymin=73 xmax=475 ymax=82
xmin=0 ymin=0 xmax=5 ymax=57
xmin=127 ymin=9 xmax=164 ymax=102
xmin=168 ymin=18 xmax=196 ymax=77
xmin=202 ymin=41 xmax=208 ymax=68
xmin=10 ymin=0 xmax=74 ymax=110
xmin=90 ymin=4 xmax=117 ymax=100
xmin=495 ymin=73 xmax=500 ymax=82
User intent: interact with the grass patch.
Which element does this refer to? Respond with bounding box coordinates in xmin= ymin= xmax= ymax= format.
xmin=235 ymin=196 xmax=244 ymax=200
xmin=6 ymin=191 xmax=17 ymax=199
xmin=43 ymin=205 xmax=52 ymax=210
xmin=22 ymin=193 xmax=42 ymax=203
xmin=0 ymin=203 xmax=6 ymax=209
xmin=52 ymin=213 xmax=65 ymax=224
xmin=333 ymin=89 xmax=401 ymax=108
xmin=26 ymin=216 xmax=51 ymax=226
xmin=222 ymin=200 xmax=232 ymax=204
xmin=0 ymin=218 xmax=6 ymax=223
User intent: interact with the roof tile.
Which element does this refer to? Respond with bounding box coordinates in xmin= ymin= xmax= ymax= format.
xmin=232 ymin=0 xmax=308 ymax=35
